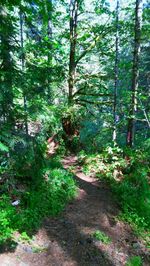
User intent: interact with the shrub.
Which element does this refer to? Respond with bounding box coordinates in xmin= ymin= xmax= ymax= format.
xmin=0 ymin=195 xmax=16 ymax=244
xmin=78 ymin=146 xmax=150 ymax=231
xmin=14 ymin=167 xmax=77 ymax=232
xmin=0 ymin=164 xmax=77 ymax=243
xmin=126 ymin=256 xmax=142 ymax=266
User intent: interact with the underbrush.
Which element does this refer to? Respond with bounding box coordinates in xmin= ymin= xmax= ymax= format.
xmin=0 ymin=166 xmax=76 ymax=245
xmin=78 ymin=144 xmax=150 ymax=236
xmin=0 ymin=136 xmax=77 ymax=245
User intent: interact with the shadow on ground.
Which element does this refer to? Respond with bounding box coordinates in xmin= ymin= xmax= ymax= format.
xmin=42 ymin=168 xmax=149 ymax=265
xmin=0 ymin=241 xmax=17 ymax=254
xmin=43 ymin=173 xmax=118 ymax=266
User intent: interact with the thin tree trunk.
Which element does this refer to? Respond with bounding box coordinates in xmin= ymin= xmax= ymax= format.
xmin=47 ymin=0 xmax=52 ymax=63
xmin=139 ymin=98 xmax=150 ymax=128
xmin=68 ymin=0 xmax=78 ymax=105
xmin=127 ymin=0 xmax=142 ymax=146
xmin=46 ymin=0 xmax=53 ymax=103
xmin=20 ymin=9 xmax=28 ymax=135
xmin=113 ymin=0 xmax=119 ymax=144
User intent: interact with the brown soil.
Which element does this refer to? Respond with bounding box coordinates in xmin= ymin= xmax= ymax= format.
xmin=0 ymin=155 xmax=149 ymax=266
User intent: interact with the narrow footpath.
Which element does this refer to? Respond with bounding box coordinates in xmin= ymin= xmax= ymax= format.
xmin=0 ymin=155 xmax=149 ymax=266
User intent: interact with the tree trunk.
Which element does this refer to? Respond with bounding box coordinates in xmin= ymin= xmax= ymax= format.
xmin=127 ymin=0 xmax=143 ymax=147
xmin=20 ymin=9 xmax=28 ymax=135
xmin=46 ymin=0 xmax=53 ymax=103
xmin=113 ymin=0 xmax=119 ymax=144
xmin=68 ymin=0 xmax=78 ymax=105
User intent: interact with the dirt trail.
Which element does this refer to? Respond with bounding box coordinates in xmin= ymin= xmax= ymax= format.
xmin=0 ymin=155 xmax=149 ymax=266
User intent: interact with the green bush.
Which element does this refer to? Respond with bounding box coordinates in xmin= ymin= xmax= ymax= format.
xmin=126 ymin=256 xmax=142 ymax=266
xmin=17 ymin=168 xmax=76 ymax=231
xmin=0 ymin=195 xmax=16 ymax=244
xmin=0 ymin=166 xmax=77 ymax=243
xmin=78 ymin=146 xmax=150 ymax=231
xmin=10 ymin=136 xmax=47 ymax=179
xmin=111 ymin=148 xmax=150 ymax=229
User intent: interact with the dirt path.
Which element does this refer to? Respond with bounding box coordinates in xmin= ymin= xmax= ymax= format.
xmin=0 ymin=155 xmax=149 ymax=266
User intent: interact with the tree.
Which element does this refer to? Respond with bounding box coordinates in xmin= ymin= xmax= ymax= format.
xmin=113 ymin=0 xmax=119 ymax=144
xmin=68 ymin=0 xmax=79 ymax=105
xmin=19 ymin=7 xmax=28 ymax=135
xmin=127 ymin=0 xmax=143 ymax=146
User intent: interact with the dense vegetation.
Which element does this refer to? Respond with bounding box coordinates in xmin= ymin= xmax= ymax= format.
xmin=0 ymin=0 xmax=149 ymax=254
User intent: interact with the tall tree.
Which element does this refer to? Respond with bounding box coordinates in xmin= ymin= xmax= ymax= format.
xmin=127 ymin=0 xmax=143 ymax=146
xmin=68 ymin=0 xmax=78 ymax=105
xmin=113 ymin=0 xmax=119 ymax=144
xmin=42 ymin=0 xmax=53 ymax=103
xmin=20 ymin=7 xmax=28 ymax=135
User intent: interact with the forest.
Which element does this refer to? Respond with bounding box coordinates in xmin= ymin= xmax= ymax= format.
xmin=0 ymin=0 xmax=150 ymax=265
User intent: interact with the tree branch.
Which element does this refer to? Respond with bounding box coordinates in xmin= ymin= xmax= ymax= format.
xmin=75 ymin=98 xmax=113 ymax=105
xmin=75 ymin=35 xmax=100 ymax=66
xmin=75 ymin=17 xmax=111 ymax=66
xmin=139 ymin=97 xmax=150 ymax=128
xmin=72 ymin=84 xmax=87 ymax=97
xmin=75 ymin=92 xmax=112 ymax=97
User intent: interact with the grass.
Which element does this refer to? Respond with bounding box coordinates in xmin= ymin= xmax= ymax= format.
xmin=92 ymin=230 xmax=111 ymax=244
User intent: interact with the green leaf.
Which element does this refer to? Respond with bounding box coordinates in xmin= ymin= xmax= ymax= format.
xmin=0 ymin=142 xmax=9 ymax=152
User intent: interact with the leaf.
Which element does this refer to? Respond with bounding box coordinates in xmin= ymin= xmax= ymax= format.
xmin=0 ymin=142 xmax=9 ymax=152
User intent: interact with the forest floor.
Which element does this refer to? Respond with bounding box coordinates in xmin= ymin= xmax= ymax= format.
xmin=0 ymin=155 xmax=149 ymax=266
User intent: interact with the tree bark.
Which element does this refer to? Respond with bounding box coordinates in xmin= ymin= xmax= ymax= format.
xmin=127 ymin=0 xmax=143 ymax=147
xmin=113 ymin=0 xmax=119 ymax=144
xmin=46 ymin=0 xmax=53 ymax=103
xmin=20 ymin=9 xmax=28 ymax=135
xmin=68 ymin=0 xmax=78 ymax=105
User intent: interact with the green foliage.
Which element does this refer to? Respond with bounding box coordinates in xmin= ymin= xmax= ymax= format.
xmin=0 ymin=158 xmax=77 ymax=244
xmin=19 ymin=232 xmax=31 ymax=243
xmin=79 ymin=116 xmax=112 ymax=153
xmin=78 ymin=145 xmax=150 ymax=231
xmin=0 ymin=195 xmax=16 ymax=244
xmin=113 ymin=173 xmax=150 ymax=229
xmin=0 ymin=142 xmax=9 ymax=152
xmin=62 ymin=105 xmax=81 ymax=124
xmin=17 ymin=167 xmax=76 ymax=232
xmin=92 ymin=230 xmax=111 ymax=244
xmin=126 ymin=256 xmax=142 ymax=266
